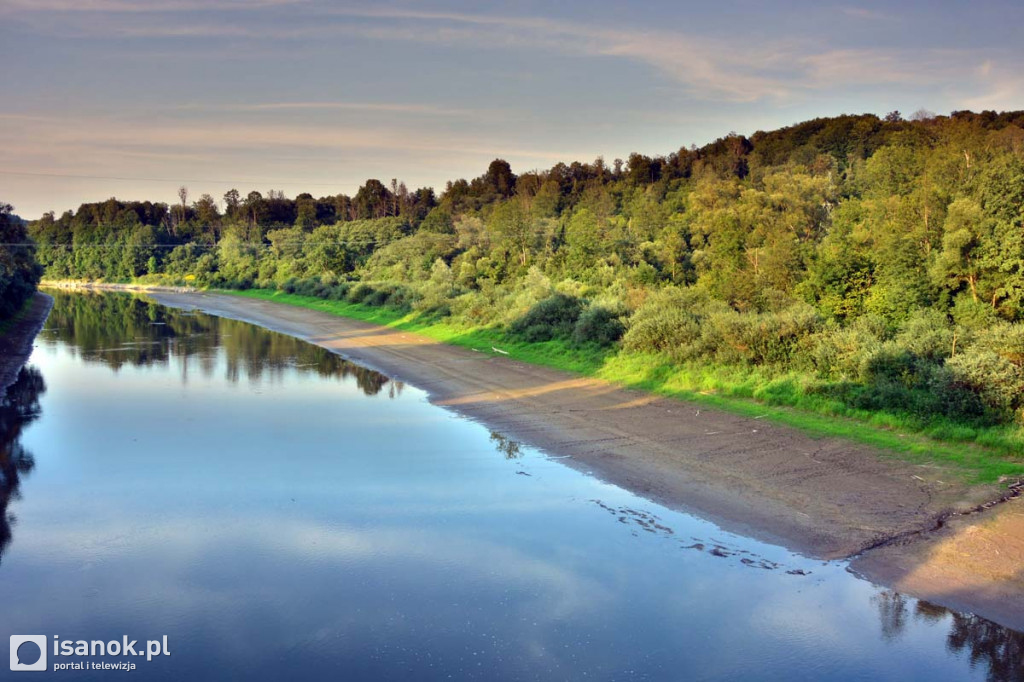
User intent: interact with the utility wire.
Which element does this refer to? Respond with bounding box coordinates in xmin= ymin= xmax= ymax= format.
xmin=0 ymin=240 xmax=405 ymax=248
xmin=0 ymin=169 xmax=355 ymax=188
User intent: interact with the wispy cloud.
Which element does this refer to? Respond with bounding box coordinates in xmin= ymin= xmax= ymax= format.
xmin=840 ymin=6 xmax=894 ymax=21
xmin=0 ymin=111 xmax=590 ymax=167
xmin=0 ymin=0 xmax=306 ymax=13
xmin=956 ymin=60 xmax=1024 ymax=110
xmin=798 ymin=48 xmax=975 ymax=87
xmin=176 ymin=101 xmax=478 ymax=117
xmin=10 ymin=2 xmax=1011 ymax=106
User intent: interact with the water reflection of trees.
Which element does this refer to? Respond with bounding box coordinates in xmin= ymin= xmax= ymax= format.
xmin=490 ymin=431 xmax=522 ymax=459
xmin=44 ymin=291 xmax=398 ymax=397
xmin=873 ymin=589 xmax=1024 ymax=681
xmin=0 ymin=367 xmax=45 ymax=566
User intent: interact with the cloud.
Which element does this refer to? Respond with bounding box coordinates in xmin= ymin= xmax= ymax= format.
xmin=840 ymin=6 xmax=894 ymax=21
xmin=956 ymin=63 xmax=1024 ymax=111
xmin=0 ymin=0 xmax=306 ymax=12
xmin=176 ymin=101 xmax=478 ymax=118
xmin=13 ymin=3 xmax=1012 ymax=107
xmin=2 ymin=2 xmax=793 ymax=101
xmin=0 ymin=113 xmax=578 ymax=160
xmin=319 ymin=7 xmax=793 ymax=102
xmin=798 ymin=48 xmax=971 ymax=87
xmin=0 ymin=109 xmax=593 ymax=199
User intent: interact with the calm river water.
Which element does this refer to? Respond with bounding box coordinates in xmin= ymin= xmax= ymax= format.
xmin=1 ymin=291 xmax=1021 ymax=680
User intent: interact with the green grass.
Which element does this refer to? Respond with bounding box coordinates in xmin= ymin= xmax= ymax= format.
xmin=221 ymin=288 xmax=1024 ymax=483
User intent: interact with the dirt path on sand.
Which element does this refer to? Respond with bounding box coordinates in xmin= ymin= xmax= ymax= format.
xmin=146 ymin=290 xmax=1023 ymax=630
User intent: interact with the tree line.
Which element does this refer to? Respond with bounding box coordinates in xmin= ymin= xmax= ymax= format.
xmin=26 ymin=108 xmax=1024 ymax=433
xmin=0 ymin=204 xmax=43 ymax=322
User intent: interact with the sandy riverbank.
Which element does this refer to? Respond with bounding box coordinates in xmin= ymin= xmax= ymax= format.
xmin=146 ymin=290 xmax=1023 ymax=630
xmin=0 ymin=293 xmax=53 ymax=395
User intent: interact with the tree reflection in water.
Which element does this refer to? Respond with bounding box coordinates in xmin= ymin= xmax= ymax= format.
xmin=26 ymin=292 xmax=1024 ymax=679
xmin=0 ymin=366 xmax=45 ymax=566
xmin=490 ymin=431 xmax=522 ymax=460
xmin=42 ymin=291 xmax=399 ymax=397
xmin=873 ymin=589 xmax=1024 ymax=681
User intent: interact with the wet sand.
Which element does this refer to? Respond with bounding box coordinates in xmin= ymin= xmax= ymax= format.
xmin=148 ymin=290 xmax=1022 ymax=629
xmin=851 ymin=498 xmax=1024 ymax=630
xmin=0 ymin=292 xmax=53 ymax=394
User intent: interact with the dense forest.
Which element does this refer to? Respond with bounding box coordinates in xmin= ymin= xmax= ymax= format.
xmin=0 ymin=204 xmax=42 ymax=322
xmin=28 ymin=109 xmax=1024 ymax=444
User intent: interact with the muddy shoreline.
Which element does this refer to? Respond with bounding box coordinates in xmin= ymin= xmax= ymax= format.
xmin=125 ymin=290 xmax=1024 ymax=631
xmin=0 ymin=292 xmax=53 ymax=395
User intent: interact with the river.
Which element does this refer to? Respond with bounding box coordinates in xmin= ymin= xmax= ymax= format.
xmin=1 ymin=291 xmax=1021 ymax=680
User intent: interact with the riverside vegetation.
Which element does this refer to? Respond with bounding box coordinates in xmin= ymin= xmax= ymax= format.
xmin=0 ymin=203 xmax=43 ymax=330
xmin=26 ymin=110 xmax=1024 ymax=479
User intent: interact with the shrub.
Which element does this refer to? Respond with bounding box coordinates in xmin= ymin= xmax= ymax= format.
xmin=894 ymin=309 xmax=953 ymax=361
xmin=622 ymin=287 xmax=718 ymax=356
xmin=858 ymin=343 xmax=926 ymax=388
xmin=509 ymin=294 xmax=584 ymax=342
xmin=383 ymin=284 xmax=415 ymax=311
xmin=948 ymin=348 xmax=1024 ymax=417
xmin=809 ymin=315 xmax=886 ymax=379
xmin=363 ymin=287 xmax=390 ymax=307
xmin=572 ymin=305 xmax=625 ymax=347
xmin=346 ymin=283 xmax=374 ymax=304
xmin=294 ymin=278 xmax=320 ymax=297
xmin=328 ymin=283 xmax=351 ymax=301
xmin=303 ymin=280 xmax=327 ymax=298
xmin=739 ymin=304 xmax=822 ymax=366
xmin=970 ymin=322 xmax=1024 ymax=365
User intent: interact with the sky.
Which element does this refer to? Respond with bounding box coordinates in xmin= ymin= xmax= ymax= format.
xmin=1 ymin=0 xmax=1023 ymax=219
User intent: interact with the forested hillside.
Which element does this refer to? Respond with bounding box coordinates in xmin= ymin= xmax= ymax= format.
xmin=30 ymin=110 xmax=1024 ymax=451
xmin=0 ymin=203 xmax=43 ymax=322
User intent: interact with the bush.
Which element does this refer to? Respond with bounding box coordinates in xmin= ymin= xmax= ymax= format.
xmin=572 ymin=305 xmax=625 ymax=347
xmin=624 ymin=288 xmax=820 ymax=366
xmin=858 ymin=343 xmax=934 ymax=388
xmin=311 ymin=280 xmax=331 ymax=298
xmin=328 ymin=283 xmax=351 ymax=301
xmin=970 ymin=322 xmax=1024 ymax=365
xmin=705 ymin=305 xmax=821 ymax=366
xmin=622 ymin=287 xmax=718 ymax=356
xmin=894 ymin=309 xmax=953 ymax=361
xmin=363 ymin=287 xmax=390 ymax=306
xmin=809 ymin=317 xmax=885 ymax=380
xmin=948 ymin=348 xmax=1024 ymax=418
xmin=813 ymin=363 xmax=990 ymax=424
xmin=346 ymin=283 xmax=374 ymax=304
xmin=509 ymin=294 xmax=584 ymax=342
xmin=294 ymin=278 xmax=320 ymax=297
xmin=383 ymin=284 xmax=415 ymax=312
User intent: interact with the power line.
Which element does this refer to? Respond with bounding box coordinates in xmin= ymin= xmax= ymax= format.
xmin=0 ymin=240 xmax=397 ymax=248
xmin=0 ymin=169 xmax=355 ymax=188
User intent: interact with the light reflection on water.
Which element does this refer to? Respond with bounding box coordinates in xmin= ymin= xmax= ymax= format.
xmin=0 ymin=291 xmax=1021 ymax=681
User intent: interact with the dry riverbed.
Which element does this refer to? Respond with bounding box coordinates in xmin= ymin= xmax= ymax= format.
xmin=136 ymin=290 xmax=1024 ymax=630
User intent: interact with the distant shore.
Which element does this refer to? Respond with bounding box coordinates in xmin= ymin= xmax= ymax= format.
xmin=40 ymin=280 xmax=197 ymax=294
xmin=130 ymin=288 xmax=1024 ymax=631
xmin=0 ymin=292 xmax=53 ymax=395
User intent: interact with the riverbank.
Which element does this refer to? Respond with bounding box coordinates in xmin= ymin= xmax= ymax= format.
xmin=40 ymin=280 xmax=197 ymax=294
xmin=0 ymin=292 xmax=53 ymax=395
xmin=139 ymin=289 xmax=1024 ymax=630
